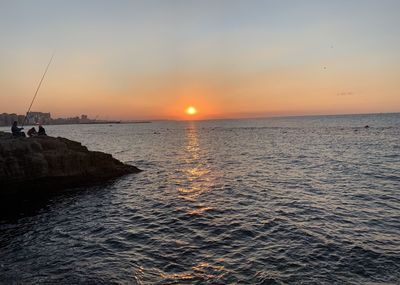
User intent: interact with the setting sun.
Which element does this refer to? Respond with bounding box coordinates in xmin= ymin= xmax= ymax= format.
xmin=186 ymin=106 xmax=197 ymax=115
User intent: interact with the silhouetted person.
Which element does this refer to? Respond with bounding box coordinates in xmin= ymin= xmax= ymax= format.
xmin=11 ymin=121 xmax=25 ymax=137
xmin=38 ymin=125 xmax=47 ymax=136
xmin=27 ymin=127 xmax=37 ymax=137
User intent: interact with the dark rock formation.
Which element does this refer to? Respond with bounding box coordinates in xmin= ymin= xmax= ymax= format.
xmin=0 ymin=132 xmax=141 ymax=192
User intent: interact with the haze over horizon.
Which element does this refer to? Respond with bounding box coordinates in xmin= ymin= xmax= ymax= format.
xmin=1 ymin=0 xmax=399 ymax=120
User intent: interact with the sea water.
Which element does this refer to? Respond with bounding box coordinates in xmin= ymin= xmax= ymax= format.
xmin=0 ymin=113 xmax=399 ymax=284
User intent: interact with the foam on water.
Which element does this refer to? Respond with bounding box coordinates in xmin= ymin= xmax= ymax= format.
xmin=1 ymin=113 xmax=399 ymax=284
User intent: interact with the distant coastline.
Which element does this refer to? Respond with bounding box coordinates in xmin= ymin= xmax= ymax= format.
xmin=0 ymin=112 xmax=151 ymax=127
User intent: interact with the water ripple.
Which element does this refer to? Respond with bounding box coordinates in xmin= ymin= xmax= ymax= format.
xmin=1 ymin=115 xmax=400 ymax=284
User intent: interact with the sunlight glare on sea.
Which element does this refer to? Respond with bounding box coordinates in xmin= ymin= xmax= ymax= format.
xmin=0 ymin=113 xmax=399 ymax=284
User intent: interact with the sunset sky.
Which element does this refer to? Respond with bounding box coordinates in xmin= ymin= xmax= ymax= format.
xmin=0 ymin=0 xmax=399 ymax=120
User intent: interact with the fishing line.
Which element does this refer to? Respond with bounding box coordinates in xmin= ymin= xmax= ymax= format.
xmin=22 ymin=52 xmax=55 ymax=127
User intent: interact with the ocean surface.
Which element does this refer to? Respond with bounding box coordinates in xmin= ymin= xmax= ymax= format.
xmin=0 ymin=113 xmax=399 ymax=284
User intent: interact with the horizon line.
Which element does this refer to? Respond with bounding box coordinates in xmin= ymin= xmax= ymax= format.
xmin=1 ymin=110 xmax=399 ymax=124
xmin=139 ymin=111 xmax=400 ymax=123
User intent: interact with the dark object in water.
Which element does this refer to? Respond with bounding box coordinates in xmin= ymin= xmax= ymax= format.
xmin=365 ymin=125 xmax=369 ymax=129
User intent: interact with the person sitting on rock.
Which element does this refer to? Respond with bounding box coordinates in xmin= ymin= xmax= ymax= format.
xmin=11 ymin=121 xmax=25 ymax=137
xmin=38 ymin=125 xmax=47 ymax=136
xmin=27 ymin=127 xmax=38 ymax=137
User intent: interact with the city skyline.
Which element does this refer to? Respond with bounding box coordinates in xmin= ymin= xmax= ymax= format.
xmin=1 ymin=0 xmax=400 ymax=120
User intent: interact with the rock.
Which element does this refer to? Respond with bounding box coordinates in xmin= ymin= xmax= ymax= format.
xmin=0 ymin=132 xmax=141 ymax=192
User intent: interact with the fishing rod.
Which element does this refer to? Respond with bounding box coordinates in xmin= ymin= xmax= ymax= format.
xmin=22 ymin=52 xmax=55 ymax=127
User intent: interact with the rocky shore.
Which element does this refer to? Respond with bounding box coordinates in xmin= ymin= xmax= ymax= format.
xmin=0 ymin=131 xmax=141 ymax=192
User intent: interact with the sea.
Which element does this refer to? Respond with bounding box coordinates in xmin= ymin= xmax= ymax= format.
xmin=0 ymin=113 xmax=399 ymax=284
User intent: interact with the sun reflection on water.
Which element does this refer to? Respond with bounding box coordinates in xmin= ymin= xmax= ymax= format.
xmin=159 ymin=271 xmax=194 ymax=280
xmin=188 ymin=205 xmax=213 ymax=216
xmin=175 ymin=123 xmax=215 ymax=213
xmin=185 ymin=124 xmax=201 ymax=161
xmin=158 ymin=261 xmax=228 ymax=282
xmin=158 ymin=123 xmax=228 ymax=282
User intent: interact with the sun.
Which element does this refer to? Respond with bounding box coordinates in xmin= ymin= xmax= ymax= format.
xmin=185 ymin=106 xmax=197 ymax=115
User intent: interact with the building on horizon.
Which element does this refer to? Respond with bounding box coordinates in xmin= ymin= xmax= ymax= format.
xmin=80 ymin=114 xmax=90 ymax=123
xmin=0 ymin=113 xmax=25 ymax=126
xmin=0 ymin=111 xmax=95 ymax=126
xmin=26 ymin=112 xmax=52 ymax=125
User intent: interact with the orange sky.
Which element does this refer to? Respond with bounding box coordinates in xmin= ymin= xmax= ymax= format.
xmin=1 ymin=1 xmax=399 ymax=120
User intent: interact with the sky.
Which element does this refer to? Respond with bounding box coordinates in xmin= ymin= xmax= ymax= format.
xmin=0 ymin=0 xmax=399 ymax=120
